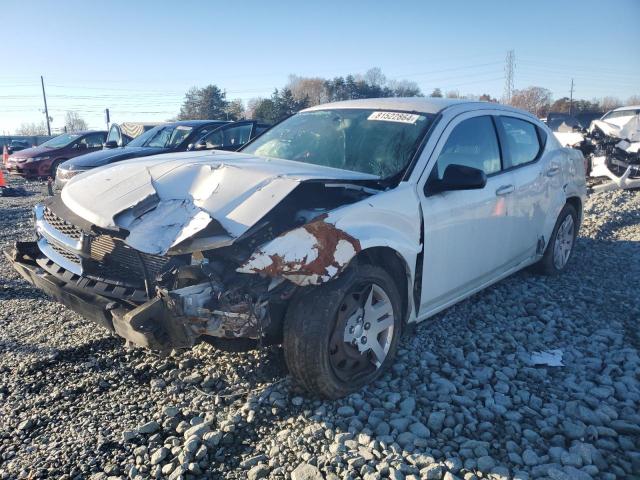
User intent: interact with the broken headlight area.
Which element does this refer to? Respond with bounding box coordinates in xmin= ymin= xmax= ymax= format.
xmin=14 ymin=179 xmax=375 ymax=353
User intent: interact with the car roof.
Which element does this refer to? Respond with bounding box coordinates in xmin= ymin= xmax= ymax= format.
xmin=611 ymin=105 xmax=640 ymax=112
xmin=302 ymin=97 xmax=531 ymax=117
xmin=166 ymin=120 xmax=230 ymax=127
xmin=67 ymin=130 xmax=107 ymax=135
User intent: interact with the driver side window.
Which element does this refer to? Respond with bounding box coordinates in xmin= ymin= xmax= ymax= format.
xmin=435 ymin=116 xmax=502 ymax=179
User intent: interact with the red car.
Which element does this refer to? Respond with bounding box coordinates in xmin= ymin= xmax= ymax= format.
xmin=6 ymin=130 xmax=106 ymax=179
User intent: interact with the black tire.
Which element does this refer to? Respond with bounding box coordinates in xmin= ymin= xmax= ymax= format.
xmin=283 ymin=263 xmax=403 ymax=399
xmin=50 ymin=159 xmax=63 ymax=179
xmin=536 ymin=203 xmax=578 ymax=275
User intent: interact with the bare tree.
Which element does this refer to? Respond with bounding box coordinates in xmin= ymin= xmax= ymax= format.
xmin=15 ymin=122 xmax=48 ymax=136
xmin=244 ymin=98 xmax=263 ymax=120
xmin=224 ymin=99 xmax=245 ymax=121
xmin=509 ymin=86 xmax=552 ymax=117
xmin=600 ymin=96 xmax=622 ymax=112
xmin=364 ymin=67 xmax=386 ymax=87
xmin=64 ymin=111 xmax=88 ymax=132
xmin=446 ymin=90 xmax=460 ymax=99
xmin=286 ymin=75 xmax=328 ymax=106
xmin=625 ymin=95 xmax=640 ymax=106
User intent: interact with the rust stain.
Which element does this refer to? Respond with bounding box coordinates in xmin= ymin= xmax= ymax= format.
xmin=245 ymin=218 xmax=361 ymax=281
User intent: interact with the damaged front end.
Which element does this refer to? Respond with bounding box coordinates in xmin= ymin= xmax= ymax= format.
xmin=580 ymin=116 xmax=640 ymax=191
xmin=7 ymin=156 xmax=379 ymax=352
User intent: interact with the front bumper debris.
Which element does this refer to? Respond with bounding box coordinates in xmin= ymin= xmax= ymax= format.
xmin=5 ymin=241 xmax=269 ymax=353
xmin=590 ymin=155 xmax=640 ymax=192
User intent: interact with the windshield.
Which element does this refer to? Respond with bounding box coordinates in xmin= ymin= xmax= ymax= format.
xmin=40 ymin=133 xmax=81 ymax=149
xmin=127 ymin=125 xmax=193 ymax=148
xmin=242 ymin=109 xmax=433 ymax=178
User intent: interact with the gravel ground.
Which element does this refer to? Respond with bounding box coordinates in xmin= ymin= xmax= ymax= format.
xmin=1 ymin=176 xmax=639 ymax=480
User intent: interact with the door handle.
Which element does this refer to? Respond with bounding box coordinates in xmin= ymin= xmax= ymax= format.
xmin=546 ymin=165 xmax=560 ymax=177
xmin=495 ymin=184 xmax=514 ymax=196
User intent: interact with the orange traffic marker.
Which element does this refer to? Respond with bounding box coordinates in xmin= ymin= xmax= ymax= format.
xmin=2 ymin=145 xmax=8 ymax=165
xmin=0 ymin=167 xmax=6 ymax=188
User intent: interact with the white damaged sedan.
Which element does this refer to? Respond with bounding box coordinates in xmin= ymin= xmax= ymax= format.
xmin=7 ymin=98 xmax=586 ymax=398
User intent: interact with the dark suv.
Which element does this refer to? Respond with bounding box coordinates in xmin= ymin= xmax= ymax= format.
xmin=6 ymin=131 xmax=107 ymax=179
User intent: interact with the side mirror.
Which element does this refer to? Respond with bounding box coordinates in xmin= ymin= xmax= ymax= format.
xmin=104 ymin=140 xmax=118 ymax=149
xmin=427 ymin=164 xmax=487 ymax=194
xmin=76 ymin=143 xmax=87 ymax=150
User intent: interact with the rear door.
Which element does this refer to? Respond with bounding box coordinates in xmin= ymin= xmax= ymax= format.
xmin=495 ymin=115 xmax=555 ymax=263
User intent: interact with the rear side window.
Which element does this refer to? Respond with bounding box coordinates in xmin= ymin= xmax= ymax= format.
xmin=497 ymin=117 xmax=541 ymax=168
xmin=435 ymin=116 xmax=501 ymax=179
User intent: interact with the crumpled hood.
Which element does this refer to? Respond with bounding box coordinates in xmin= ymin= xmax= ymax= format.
xmin=61 ymin=150 xmax=378 ymax=255
xmin=62 ymin=146 xmax=167 ymax=168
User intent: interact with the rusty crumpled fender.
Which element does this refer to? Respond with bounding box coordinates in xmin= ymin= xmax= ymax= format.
xmin=237 ymin=183 xmax=423 ymax=296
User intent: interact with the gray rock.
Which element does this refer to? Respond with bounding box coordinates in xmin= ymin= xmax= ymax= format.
xmin=291 ymin=462 xmax=323 ymax=480
xmin=240 ymin=454 xmax=268 ymax=469
xmin=427 ymin=411 xmax=446 ymax=432
xmin=137 ymin=421 xmax=160 ymax=434
xmin=420 ymin=464 xmax=444 ymax=479
xmin=163 ymin=406 xmax=179 ymax=418
xmin=150 ymin=447 xmax=169 ymax=465
xmin=183 ymin=421 xmax=210 ymax=439
xmin=337 ymin=405 xmax=355 ymax=417
xmin=248 ymin=464 xmax=270 ymax=480
xmin=409 ymin=422 xmax=430 ymax=438
xmin=476 ymin=455 xmax=495 ymax=472
xmin=17 ymin=419 xmax=34 ymax=431
xmin=522 ymin=449 xmax=540 ymax=466
xmin=399 ymin=397 xmax=416 ymax=415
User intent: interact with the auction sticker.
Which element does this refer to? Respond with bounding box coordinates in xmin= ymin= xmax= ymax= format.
xmin=368 ymin=111 xmax=420 ymax=124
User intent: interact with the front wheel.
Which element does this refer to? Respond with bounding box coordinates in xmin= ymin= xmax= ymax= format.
xmin=536 ymin=203 xmax=578 ymax=275
xmin=50 ymin=159 xmax=62 ymax=179
xmin=283 ymin=264 xmax=402 ymax=399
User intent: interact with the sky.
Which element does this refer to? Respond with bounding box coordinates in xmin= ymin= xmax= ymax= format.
xmin=1 ymin=0 xmax=639 ymax=134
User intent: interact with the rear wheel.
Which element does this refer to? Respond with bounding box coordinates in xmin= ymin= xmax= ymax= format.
xmin=283 ymin=264 xmax=402 ymax=398
xmin=536 ymin=203 xmax=578 ymax=275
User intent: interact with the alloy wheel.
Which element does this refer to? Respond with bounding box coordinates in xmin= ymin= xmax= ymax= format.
xmin=329 ymin=283 xmax=395 ymax=382
xmin=553 ymin=214 xmax=575 ymax=270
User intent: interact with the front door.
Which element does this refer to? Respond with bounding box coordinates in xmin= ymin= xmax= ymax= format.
xmin=418 ymin=113 xmax=518 ymax=316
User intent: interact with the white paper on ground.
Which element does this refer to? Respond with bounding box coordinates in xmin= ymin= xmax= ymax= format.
xmin=529 ymin=349 xmax=564 ymax=367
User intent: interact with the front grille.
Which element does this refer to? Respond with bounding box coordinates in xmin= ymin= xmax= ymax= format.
xmin=38 ymin=206 xmax=171 ymax=290
xmin=43 ymin=207 xmax=82 ymax=240
xmin=49 ymin=241 xmax=81 ymax=264
xmin=88 ymin=235 xmax=170 ymax=285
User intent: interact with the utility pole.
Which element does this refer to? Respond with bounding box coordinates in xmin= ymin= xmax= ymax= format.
xmin=503 ymin=50 xmax=515 ymax=104
xmin=40 ymin=76 xmax=51 ymax=136
xmin=569 ymin=78 xmax=575 ymax=116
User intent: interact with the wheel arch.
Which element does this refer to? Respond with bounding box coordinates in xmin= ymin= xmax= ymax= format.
xmin=565 ymin=195 xmax=582 ymax=225
xmin=354 ymin=246 xmax=413 ymax=325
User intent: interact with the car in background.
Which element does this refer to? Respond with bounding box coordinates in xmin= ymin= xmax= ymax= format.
xmin=546 ymin=112 xmax=602 ymax=132
xmin=7 ymin=139 xmax=32 ymax=154
xmin=55 ymin=120 xmax=268 ymax=188
xmin=103 ymin=122 xmax=162 ymax=149
xmin=189 ymin=120 xmax=270 ymax=151
xmin=599 ymin=105 xmax=640 ymax=128
xmin=6 ymin=131 xmax=107 ymax=179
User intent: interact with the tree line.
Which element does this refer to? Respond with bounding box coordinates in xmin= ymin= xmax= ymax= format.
xmin=14 ymin=67 xmax=640 ymax=134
